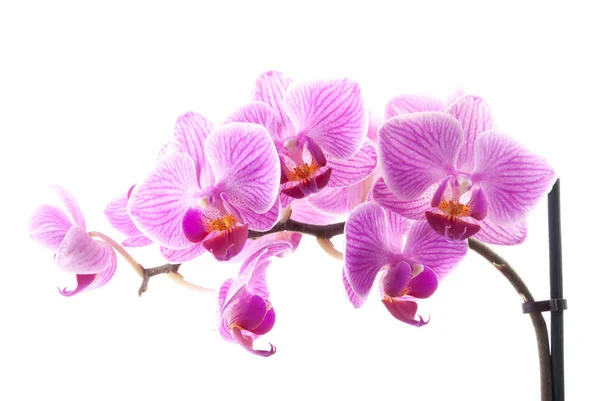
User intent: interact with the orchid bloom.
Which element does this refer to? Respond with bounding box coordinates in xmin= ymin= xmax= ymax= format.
xmin=375 ymin=95 xmax=555 ymax=243
xmin=218 ymin=241 xmax=291 ymax=356
xmin=225 ymin=71 xmax=376 ymax=205
xmin=128 ymin=114 xmax=281 ymax=262
xmin=29 ymin=186 xmax=117 ymax=296
xmin=343 ymin=202 xmax=467 ymax=326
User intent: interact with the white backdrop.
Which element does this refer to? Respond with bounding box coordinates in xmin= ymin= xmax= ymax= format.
xmin=1 ymin=1 xmax=597 ymax=400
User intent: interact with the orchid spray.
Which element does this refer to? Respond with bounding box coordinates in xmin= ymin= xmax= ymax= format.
xmin=29 ymin=71 xmax=561 ymax=401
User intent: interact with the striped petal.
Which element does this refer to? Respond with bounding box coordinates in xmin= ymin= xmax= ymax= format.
xmin=50 ymin=185 xmax=86 ymax=229
xmin=472 ymin=219 xmax=527 ymax=245
xmin=104 ymin=195 xmax=145 ymax=238
xmin=224 ymin=101 xmax=280 ymax=139
xmin=173 ymin=112 xmax=215 ymax=188
xmin=205 ymin=123 xmax=280 ymax=214
xmin=384 ymin=94 xmax=444 ymax=120
xmin=55 ymin=227 xmax=117 ymax=275
xmin=29 ymin=204 xmax=72 ymax=250
xmin=226 ymin=194 xmax=281 ymax=231
xmin=378 ymin=112 xmax=463 ymax=201
xmin=128 ymin=152 xmax=199 ymax=249
xmin=403 ymin=220 xmax=468 ymax=279
xmin=122 ymin=236 xmax=153 ymax=247
xmin=344 ymin=202 xmax=391 ymax=298
xmin=252 ymin=71 xmax=294 ymax=136
xmin=326 ymin=140 xmax=378 ymax=188
xmin=371 ymin=177 xmax=433 ymax=220
xmin=473 ymin=132 xmax=555 ymax=225
xmin=307 ymin=184 xmax=365 ymax=215
xmin=284 ymin=78 xmax=367 ymax=159
xmin=59 ymin=249 xmax=117 ymax=296
xmin=446 ymin=95 xmax=495 ymax=171
xmin=343 ymin=269 xmax=366 ymax=308
xmin=160 ymin=243 xmax=206 ymax=263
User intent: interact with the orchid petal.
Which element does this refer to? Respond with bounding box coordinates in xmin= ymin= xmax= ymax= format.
xmin=381 ymin=298 xmax=429 ymax=327
xmin=284 ymin=78 xmax=367 ymax=159
xmin=407 ymin=266 xmax=438 ymax=299
xmin=218 ymin=278 xmax=234 ymax=341
xmin=122 ymin=236 xmax=153 ymax=247
xmin=173 ymin=112 xmax=215 ymax=188
xmin=250 ymin=307 xmax=276 ymax=335
xmin=307 ymin=184 xmax=365 ymax=215
xmin=50 ymin=185 xmax=86 ymax=230
xmin=239 ymin=241 xmax=292 ymax=294
xmin=230 ymin=326 xmax=276 ymax=357
xmin=473 ymin=219 xmax=527 ymax=245
xmin=344 ymin=202 xmax=391 ymax=298
xmin=59 ymin=248 xmax=117 ymax=296
xmin=226 ymin=194 xmax=280 ymax=231
xmin=160 ymin=243 xmax=206 ymax=263
xmin=446 ymin=95 xmax=495 ymax=172
xmin=385 ymin=209 xmax=411 ymax=254
xmin=384 ymin=94 xmax=444 ymax=119
xmin=55 ymin=227 xmax=117 ymax=275
xmin=473 ymin=132 xmax=555 ymax=224
xmin=343 ymin=269 xmax=366 ymax=308
xmin=104 ymin=195 xmax=144 ymax=237
xmin=273 ymin=232 xmax=302 ymax=256
xmin=128 ymin=153 xmax=198 ymax=249
xmin=29 ymin=205 xmax=72 ymax=250
xmin=378 ymin=112 xmax=463 ymax=201
xmin=371 ymin=178 xmax=433 ymax=220
xmin=182 ymin=207 xmax=210 ymax=243
xmin=469 ymin=187 xmax=488 ymax=221
xmin=425 ymin=212 xmax=481 ymax=242
xmin=326 ymin=140 xmax=378 ymax=188
xmin=403 ymin=220 xmax=468 ymax=279
xmin=205 ymin=123 xmax=280 ymax=214
xmin=156 ymin=142 xmax=173 ymax=162
xmin=228 ymin=294 xmax=268 ymax=331
xmin=290 ymin=199 xmax=337 ymax=224
xmin=381 ymin=261 xmax=412 ymax=298
xmin=252 ymin=70 xmax=294 ymax=136
xmin=224 ymin=101 xmax=280 ymax=139
xmin=202 ymin=224 xmax=248 ymax=261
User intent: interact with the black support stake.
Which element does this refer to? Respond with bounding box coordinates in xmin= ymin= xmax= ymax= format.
xmin=548 ymin=179 xmax=565 ymax=401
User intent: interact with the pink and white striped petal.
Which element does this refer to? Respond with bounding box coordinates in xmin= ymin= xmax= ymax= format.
xmin=160 ymin=243 xmax=206 ymax=263
xmin=128 ymin=153 xmax=199 ymax=249
xmin=224 ymin=101 xmax=280 ymax=139
xmin=205 ymin=123 xmax=280 ymax=214
xmin=29 ymin=205 xmax=72 ymax=250
xmin=343 ymin=269 xmax=366 ymax=308
xmin=55 ymin=227 xmax=117 ymax=275
xmin=227 ymin=194 xmax=281 ymax=231
xmin=378 ymin=112 xmax=463 ymax=201
xmin=326 ymin=140 xmax=378 ymax=188
xmin=122 ymin=235 xmax=153 ymax=247
xmin=403 ymin=220 xmax=468 ymax=279
xmin=307 ymin=184 xmax=365 ymax=216
xmin=446 ymin=95 xmax=495 ymax=172
xmin=371 ymin=178 xmax=433 ymax=220
xmin=50 ymin=185 xmax=86 ymax=229
xmin=344 ymin=202 xmax=392 ymax=298
xmin=384 ymin=94 xmax=444 ymax=120
xmin=473 ymin=132 xmax=555 ymax=225
xmin=472 ymin=219 xmax=527 ymax=245
xmin=59 ymin=248 xmax=117 ymax=297
xmin=173 ymin=112 xmax=215 ymax=188
xmin=385 ymin=209 xmax=412 ymax=254
xmin=284 ymin=78 xmax=367 ymax=159
xmin=104 ymin=195 xmax=145 ymax=238
xmin=252 ymin=71 xmax=294 ymax=136
xmin=218 ymin=278 xmax=235 ymax=342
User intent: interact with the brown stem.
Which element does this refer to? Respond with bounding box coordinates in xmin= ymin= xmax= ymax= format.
xmin=138 ymin=263 xmax=181 ymax=296
xmin=248 ymin=218 xmax=345 ymax=239
xmin=468 ymin=238 xmax=552 ymax=401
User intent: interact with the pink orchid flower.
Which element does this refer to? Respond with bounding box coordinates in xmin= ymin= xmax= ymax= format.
xmin=29 ymin=186 xmax=117 ymax=296
xmin=374 ymin=95 xmax=555 ymax=243
xmin=343 ymin=202 xmax=467 ymax=325
xmin=218 ymin=241 xmax=292 ymax=356
xmin=127 ymin=115 xmax=281 ymax=262
xmin=225 ymin=71 xmax=376 ymax=205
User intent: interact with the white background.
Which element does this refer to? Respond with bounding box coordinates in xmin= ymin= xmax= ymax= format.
xmin=1 ymin=1 xmax=598 ymax=400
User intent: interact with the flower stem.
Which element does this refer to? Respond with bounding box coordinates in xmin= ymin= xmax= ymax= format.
xmin=468 ymin=238 xmax=552 ymax=401
xmin=88 ymin=231 xmax=144 ymax=278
